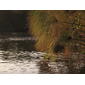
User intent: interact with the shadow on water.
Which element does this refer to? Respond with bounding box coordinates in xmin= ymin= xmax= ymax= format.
xmin=38 ymin=60 xmax=85 ymax=74
xmin=0 ymin=40 xmax=36 ymax=51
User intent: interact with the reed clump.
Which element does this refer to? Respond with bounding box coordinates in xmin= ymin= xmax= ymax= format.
xmin=28 ymin=10 xmax=85 ymax=60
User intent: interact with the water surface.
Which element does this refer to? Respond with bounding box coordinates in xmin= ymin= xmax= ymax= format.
xmin=0 ymin=32 xmax=85 ymax=74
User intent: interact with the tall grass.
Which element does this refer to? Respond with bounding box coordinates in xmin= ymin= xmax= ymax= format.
xmin=28 ymin=11 xmax=69 ymax=52
xmin=28 ymin=10 xmax=85 ymax=60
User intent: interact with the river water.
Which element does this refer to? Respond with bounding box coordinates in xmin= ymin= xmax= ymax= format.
xmin=0 ymin=33 xmax=85 ymax=74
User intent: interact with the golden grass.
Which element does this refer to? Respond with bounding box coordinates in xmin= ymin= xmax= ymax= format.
xmin=28 ymin=11 xmax=69 ymax=53
xmin=28 ymin=10 xmax=85 ymax=60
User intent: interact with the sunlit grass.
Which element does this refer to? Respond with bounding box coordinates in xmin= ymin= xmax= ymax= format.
xmin=29 ymin=11 xmax=68 ymax=52
xmin=28 ymin=10 xmax=85 ymax=61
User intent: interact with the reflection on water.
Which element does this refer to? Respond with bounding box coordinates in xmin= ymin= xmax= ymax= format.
xmin=0 ymin=33 xmax=85 ymax=74
xmin=0 ymin=32 xmax=40 ymax=74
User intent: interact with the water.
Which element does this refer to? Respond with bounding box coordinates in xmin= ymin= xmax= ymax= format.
xmin=0 ymin=32 xmax=40 ymax=74
xmin=0 ymin=32 xmax=85 ymax=74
